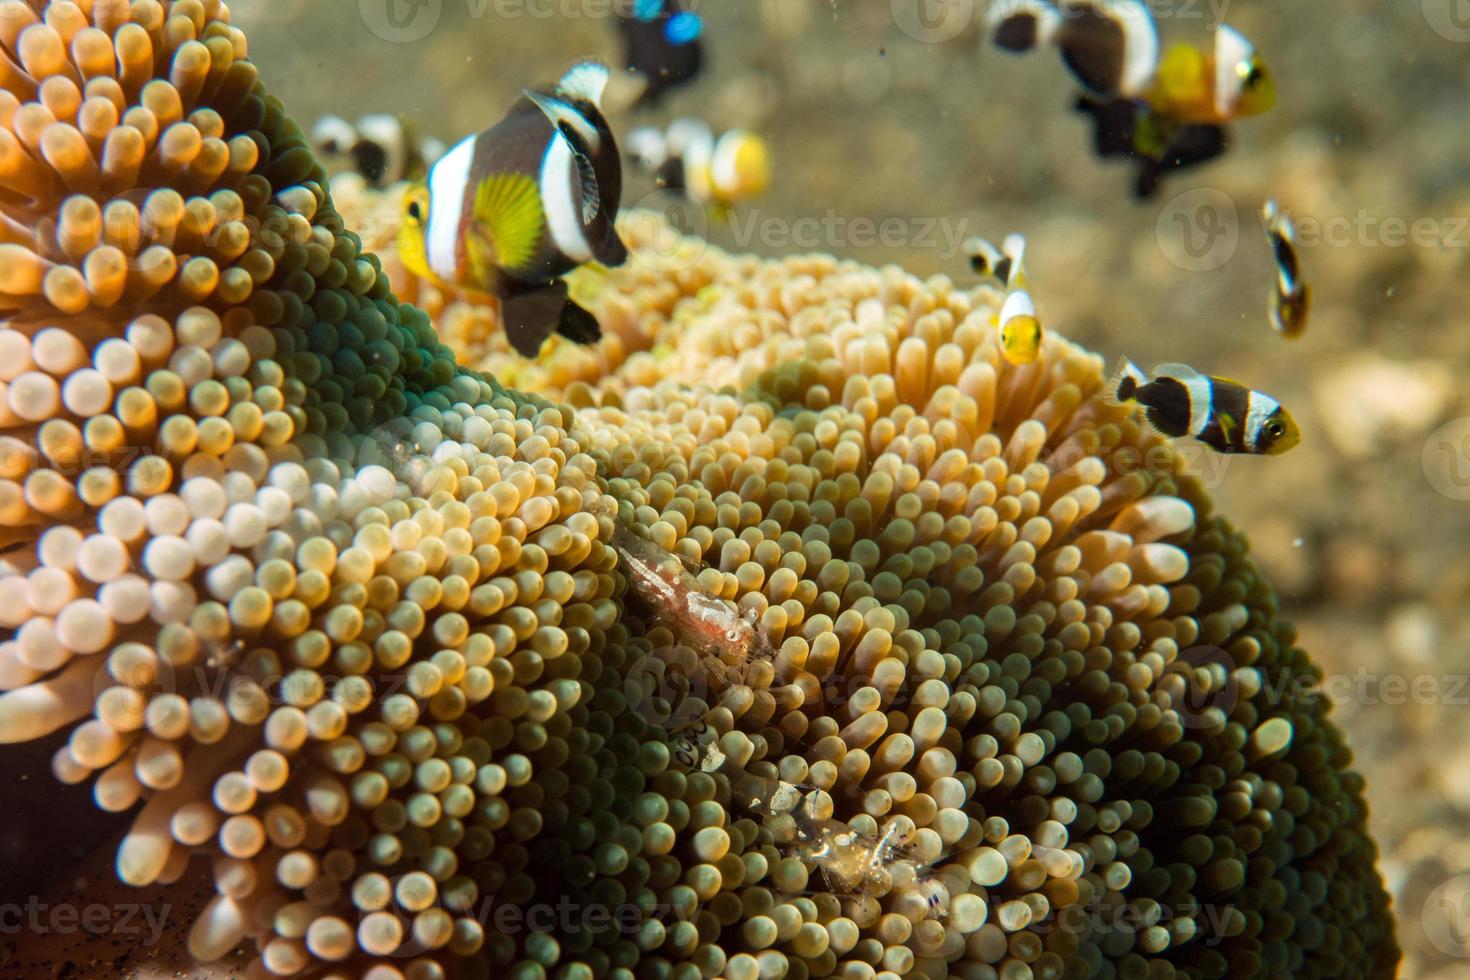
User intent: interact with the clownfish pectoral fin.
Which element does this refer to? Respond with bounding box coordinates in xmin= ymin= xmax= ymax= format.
xmin=524 ymin=92 xmax=603 ymax=224
xmin=573 ymin=145 xmax=602 ymax=224
xmin=557 ymin=61 xmax=611 ymax=109
xmin=502 ymin=282 xmax=572 ymax=358
xmin=468 ymin=172 xmax=545 ymax=277
xmin=555 ymin=296 xmax=603 ymax=346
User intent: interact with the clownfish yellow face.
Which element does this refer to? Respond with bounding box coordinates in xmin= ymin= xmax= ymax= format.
xmin=709 ymin=130 xmax=771 ymax=205
xmin=1000 ymin=314 xmax=1042 ymax=365
xmin=1215 ymin=25 xmax=1275 ymax=120
xmin=1230 ymin=53 xmax=1275 ymax=118
xmin=396 ymin=182 xmax=432 ymax=283
xmin=1256 ymin=407 xmax=1300 ymax=456
xmin=996 ymin=288 xmax=1042 ymax=365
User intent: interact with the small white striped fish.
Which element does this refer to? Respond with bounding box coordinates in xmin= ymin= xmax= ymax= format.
xmin=1262 ymin=200 xmax=1310 ymax=338
xmin=968 ymin=233 xmax=1042 ymax=365
xmin=310 ymin=113 xmax=443 ymax=187
xmin=397 ymin=61 xmax=628 ymax=357
xmin=1108 ymin=360 xmax=1300 ymax=455
xmin=627 ymin=119 xmax=771 ymax=215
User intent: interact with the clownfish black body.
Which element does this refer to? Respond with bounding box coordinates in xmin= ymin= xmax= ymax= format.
xmin=1073 ymin=94 xmax=1228 ymax=199
xmin=397 ymin=62 xmax=628 ymax=358
xmin=1108 ymin=360 xmax=1300 ymax=456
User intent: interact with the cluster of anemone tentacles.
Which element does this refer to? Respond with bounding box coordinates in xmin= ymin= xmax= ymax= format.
xmin=0 ymin=2 xmax=1398 ymax=979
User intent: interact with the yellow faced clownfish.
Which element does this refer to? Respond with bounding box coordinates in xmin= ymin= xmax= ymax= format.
xmin=967 ymin=233 xmax=1042 ymax=365
xmin=1108 ymin=359 xmax=1300 ymax=455
xmin=1261 ymin=199 xmax=1309 ymax=339
xmin=990 ymin=0 xmax=1275 ymax=125
xmin=397 ymin=62 xmax=629 ymax=358
xmin=627 ymin=119 xmax=771 ymax=215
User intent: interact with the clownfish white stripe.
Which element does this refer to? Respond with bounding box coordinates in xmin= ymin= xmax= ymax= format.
xmin=1179 ymin=371 xmax=1213 ymax=436
xmin=999 ymin=289 xmax=1036 ymax=323
xmin=1243 ymin=390 xmax=1274 ymax=446
xmin=1110 ymin=0 xmax=1161 ymax=97
xmin=426 ymin=134 xmax=476 ymax=281
xmin=1214 ymin=24 xmax=1254 ymax=118
xmin=541 ymin=135 xmax=594 ymax=264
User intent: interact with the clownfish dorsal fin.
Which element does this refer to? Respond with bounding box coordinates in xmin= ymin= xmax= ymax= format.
xmin=557 ymin=61 xmax=611 ymax=108
xmin=1151 ymin=362 xmax=1200 ymax=381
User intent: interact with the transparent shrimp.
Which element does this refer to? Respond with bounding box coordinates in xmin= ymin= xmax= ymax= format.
xmin=609 ymin=521 xmax=772 ymax=685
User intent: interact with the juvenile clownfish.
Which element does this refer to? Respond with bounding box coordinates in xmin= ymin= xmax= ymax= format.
xmin=1261 ymin=199 xmax=1310 ymax=339
xmin=968 ymin=233 xmax=1042 ymax=365
xmin=990 ymin=0 xmax=1274 ymax=197
xmin=627 ymin=119 xmax=771 ymax=215
xmin=396 ymin=62 xmax=629 ymax=358
xmin=310 ymin=114 xmax=444 ymax=188
xmin=618 ymin=0 xmax=704 ymax=108
xmin=1107 ymin=359 xmax=1300 ymax=455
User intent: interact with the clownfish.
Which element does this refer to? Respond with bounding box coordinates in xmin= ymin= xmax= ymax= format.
xmin=627 ymin=119 xmax=771 ymax=216
xmin=617 ymin=0 xmax=704 ymax=108
xmin=396 ymin=62 xmax=629 ymax=358
xmin=967 ymin=233 xmax=1042 ymax=365
xmin=990 ymin=0 xmax=1274 ymax=197
xmin=1261 ymin=199 xmax=1309 ymax=339
xmin=1107 ymin=359 xmax=1300 ymax=455
xmin=310 ymin=114 xmax=444 ymax=188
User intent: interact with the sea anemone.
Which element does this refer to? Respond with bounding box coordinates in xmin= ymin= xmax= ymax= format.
xmin=0 ymin=2 xmax=1397 ymax=979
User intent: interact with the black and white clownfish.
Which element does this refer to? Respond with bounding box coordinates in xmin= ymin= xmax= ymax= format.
xmin=396 ymin=62 xmax=629 ymax=358
xmin=1108 ymin=359 xmax=1300 ymax=455
xmin=617 ymin=0 xmax=704 ymax=108
xmin=310 ymin=114 xmax=445 ymax=188
xmin=1261 ymin=199 xmax=1309 ymax=339
xmin=966 ymin=233 xmax=1042 ymax=365
xmin=626 ymin=119 xmax=771 ymax=215
xmin=990 ymin=0 xmax=1275 ymax=197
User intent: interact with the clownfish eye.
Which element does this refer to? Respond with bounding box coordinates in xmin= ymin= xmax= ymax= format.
xmin=1243 ymin=63 xmax=1264 ymax=87
xmin=406 ymin=199 xmax=423 ymax=222
xmin=1266 ymin=421 xmax=1285 ymax=438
